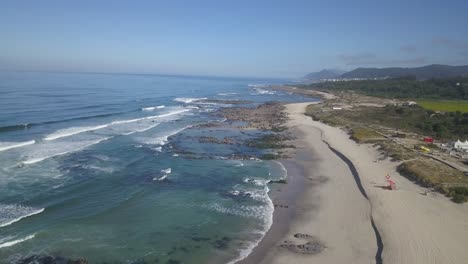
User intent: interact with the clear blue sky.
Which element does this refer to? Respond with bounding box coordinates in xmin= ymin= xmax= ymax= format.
xmin=1 ymin=0 xmax=468 ymax=78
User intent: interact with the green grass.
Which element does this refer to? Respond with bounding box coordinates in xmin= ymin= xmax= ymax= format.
xmin=417 ymin=100 xmax=468 ymax=113
xmin=397 ymin=159 xmax=468 ymax=203
xmin=350 ymin=127 xmax=384 ymax=143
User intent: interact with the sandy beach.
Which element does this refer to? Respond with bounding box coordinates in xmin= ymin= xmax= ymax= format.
xmin=242 ymin=102 xmax=468 ymax=264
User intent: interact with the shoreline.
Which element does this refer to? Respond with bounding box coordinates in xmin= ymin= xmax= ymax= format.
xmin=240 ymin=102 xmax=468 ymax=264
xmin=240 ymin=101 xmax=377 ymax=264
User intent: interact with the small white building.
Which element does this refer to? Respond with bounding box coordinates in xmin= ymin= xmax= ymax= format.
xmin=453 ymin=140 xmax=468 ymax=151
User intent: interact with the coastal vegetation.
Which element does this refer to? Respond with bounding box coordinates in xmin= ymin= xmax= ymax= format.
xmin=304 ymin=100 xmax=468 ymax=203
xmin=397 ymin=159 xmax=468 ymax=203
xmin=417 ymin=100 xmax=468 ymax=113
xmin=306 ymin=103 xmax=468 ymax=141
xmin=299 ymin=77 xmax=468 ymax=100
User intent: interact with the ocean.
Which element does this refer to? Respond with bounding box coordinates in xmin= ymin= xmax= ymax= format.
xmin=0 ymin=71 xmax=311 ymax=264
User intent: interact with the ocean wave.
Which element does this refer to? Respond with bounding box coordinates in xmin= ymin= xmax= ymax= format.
xmin=22 ymin=137 xmax=111 ymax=165
xmin=225 ymin=186 xmax=274 ymax=264
xmin=243 ymin=178 xmax=269 ymax=186
xmin=0 ymin=111 xmax=132 ymax=133
xmin=247 ymin=84 xmax=267 ymax=88
xmin=123 ymin=123 xmax=160 ymax=135
xmin=44 ymin=125 xmax=109 ymax=141
xmin=0 ymin=204 xmax=44 ymax=228
xmin=174 ymin=97 xmax=207 ymax=104
xmin=217 ymin=92 xmax=237 ymax=96
xmin=138 ymin=125 xmax=192 ymax=146
xmin=142 ymin=105 xmax=165 ymax=111
xmin=252 ymin=87 xmax=276 ymax=95
xmin=272 ymin=160 xmax=288 ymax=178
xmin=0 ymin=140 xmax=36 ymax=152
xmin=0 ymin=234 xmax=36 ymax=249
xmin=43 ymin=108 xmax=190 ymax=141
xmin=0 ymin=123 xmax=30 ymax=133
xmin=161 ymin=168 xmax=172 ymax=174
xmin=154 ymin=168 xmax=172 ymax=181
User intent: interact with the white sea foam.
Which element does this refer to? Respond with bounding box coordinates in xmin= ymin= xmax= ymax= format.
xmin=22 ymin=137 xmax=111 ymax=165
xmin=142 ymin=105 xmax=165 ymax=111
xmin=0 ymin=204 xmax=44 ymax=228
xmin=252 ymin=87 xmax=276 ymax=95
xmin=247 ymin=84 xmax=267 ymax=88
xmin=161 ymin=168 xmax=172 ymax=174
xmin=154 ymin=147 xmax=162 ymax=152
xmin=44 ymin=109 xmax=190 ymax=141
xmin=155 ymin=174 xmax=168 ymax=181
xmin=123 ymin=123 xmax=160 ymax=135
xmin=226 ymin=163 xmax=289 ymax=264
xmin=0 ymin=140 xmax=36 ymax=152
xmin=225 ymin=185 xmax=274 ymax=264
xmin=0 ymin=234 xmax=36 ymax=249
xmin=140 ymin=125 xmax=192 ymax=146
xmin=154 ymin=168 xmax=172 ymax=181
xmin=243 ymin=178 xmax=269 ymax=186
xmin=272 ymin=160 xmax=288 ymax=179
xmin=44 ymin=125 xmax=109 ymax=141
xmin=174 ymin=97 xmax=207 ymax=104
xmin=217 ymin=92 xmax=237 ymax=96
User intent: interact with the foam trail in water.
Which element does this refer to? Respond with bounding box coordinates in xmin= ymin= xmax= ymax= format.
xmin=22 ymin=137 xmax=111 ymax=165
xmin=0 ymin=234 xmax=36 ymax=249
xmin=225 ymin=185 xmax=274 ymax=264
xmin=0 ymin=204 xmax=44 ymax=228
xmin=45 ymin=125 xmax=108 ymax=141
xmin=142 ymin=105 xmax=165 ymax=111
xmin=44 ymin=108 xmax=191 ymax=141
xmin=123 ymin=123 xmax=160 ymax=135
xmin=140 ymin=125 xmax=192 ymax=146
xmin=174 ymin=97 xmax=207 ymax=103
xmin=0 ymin=140 xmax=36 ymax=152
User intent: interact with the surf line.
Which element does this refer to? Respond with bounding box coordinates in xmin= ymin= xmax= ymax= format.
xmin=323 ymin=140 xmax=383 ymax=264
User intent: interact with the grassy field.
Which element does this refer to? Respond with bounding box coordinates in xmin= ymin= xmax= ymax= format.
xmin=417 ymin=100 xmax=468 ymax=113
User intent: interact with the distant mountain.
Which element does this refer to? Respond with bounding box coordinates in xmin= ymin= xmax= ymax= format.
xmin=303 ymin=69 xmax=344 ymax=81
xmin=341 ymin=64 xmax=468 ymax=80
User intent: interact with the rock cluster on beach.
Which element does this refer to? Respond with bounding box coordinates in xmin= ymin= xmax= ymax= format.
xmin=219 ymin=102 xmax=288 ymax=130
xmin=279 ymin=233 xmax=326 ymax=254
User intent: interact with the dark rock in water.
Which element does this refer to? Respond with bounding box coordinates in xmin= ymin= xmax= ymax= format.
xmin=16 ymin=255 xmax=88 ymax=264
xmin=166 ymin=259 xmax=181 ymax=264
xmin=198 ymin=136 xmax=235 ymax=145
xmin=191 ymin=236 xmax=211 ymax=242
xmin=211 ymin=236 xmax=231 ymax=249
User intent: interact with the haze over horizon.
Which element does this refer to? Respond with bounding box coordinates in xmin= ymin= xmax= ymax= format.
xmin=1 ymin=0 xmax=468 ymax=78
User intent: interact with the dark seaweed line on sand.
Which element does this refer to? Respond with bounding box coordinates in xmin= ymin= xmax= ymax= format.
xmin=324 ymin=141 xmax=383 ymax=264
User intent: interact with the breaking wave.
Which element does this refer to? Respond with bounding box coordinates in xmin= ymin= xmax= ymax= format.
xmin=0 ymin=204 xmax=44 ymax=228
xmin=44 ymin=108 xmax=190 ymax=141
xmin=174 ymin=97 xmax=207 ymax=104
xmin=142 ymin=105 xmax=165 ymax=111
xmin=0 ymin=140 xmax=36 ymax=152
xmin=0 ymin=234 xmax=36 ymax=249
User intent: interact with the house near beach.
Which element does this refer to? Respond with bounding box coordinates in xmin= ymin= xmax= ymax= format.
xmin=453 ymin=140 xmax=468 ymax=151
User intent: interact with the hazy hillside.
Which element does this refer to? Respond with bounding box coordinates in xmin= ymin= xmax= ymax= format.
xmin=341 ymin=64 xmax=468 ymax=80
xmin=303 ymin=69 xmax=344 ymax=81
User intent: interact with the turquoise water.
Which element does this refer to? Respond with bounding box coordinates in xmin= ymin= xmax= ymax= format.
xmin=0 ymin=72 xmax=312 ymax=264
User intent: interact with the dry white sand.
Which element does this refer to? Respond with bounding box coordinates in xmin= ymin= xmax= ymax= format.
xmin=271 ymin=102 xmax=468 ymax=264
